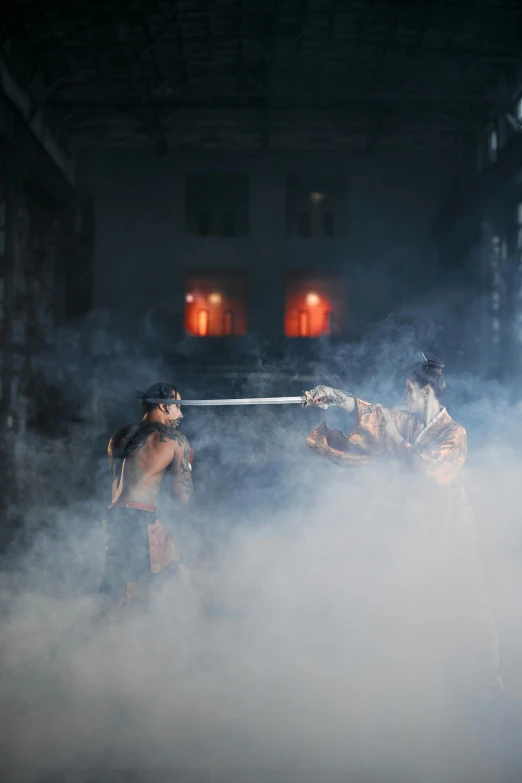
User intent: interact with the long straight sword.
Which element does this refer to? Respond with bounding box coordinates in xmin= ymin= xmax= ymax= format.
xmin=145 ymin=396 xmax=305 ymax=406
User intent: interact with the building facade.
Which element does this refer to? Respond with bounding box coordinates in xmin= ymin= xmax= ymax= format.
xmin=81 ymin=146 xmax=461 ymax=358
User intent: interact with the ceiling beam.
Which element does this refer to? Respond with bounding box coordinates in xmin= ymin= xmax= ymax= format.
xmin=7 ymin=0 xmax=521 ymax=153
xmin=22 ymin=37 xmax=522 ymax=66
xmin=12 ymin=0 xmax=522 ymax=13
xmin=0 ymin=73 xmax=80 ymax=206
xmin=69 ymin=129 xmax=476 ymax=152
xmin=43 ymin=93 xmax=504 ymax=110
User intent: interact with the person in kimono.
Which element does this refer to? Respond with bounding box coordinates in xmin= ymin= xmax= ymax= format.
xmin=302 ymin=358 xmax=503 ymax=699
xmin=98 ymin=382 xmax=193 ymax=623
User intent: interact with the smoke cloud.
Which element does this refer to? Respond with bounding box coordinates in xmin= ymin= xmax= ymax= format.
xmin=1 ymin=310 xmax=522 ymax=783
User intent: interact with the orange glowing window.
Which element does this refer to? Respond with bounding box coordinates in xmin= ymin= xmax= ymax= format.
xmin=197 ymin=309 xmax=209 ymax=336
xmin=223 ymin=309 xmax=234 ymax=335
xmin=185 ymin=272 xmax=248 ymax=337
xmin=284 ymin=274 xmax=347 ymax=338
xmin=298 ymin=310 xmax=309 ymax=337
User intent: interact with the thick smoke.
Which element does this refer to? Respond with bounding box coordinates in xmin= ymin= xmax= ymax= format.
xmin=1 ymin=311 xmax=522 ymax=783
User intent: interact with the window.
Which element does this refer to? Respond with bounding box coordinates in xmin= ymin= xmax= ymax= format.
xmin=323 ymin=212 xmax=335 ymax=237
xmin=223 ymin=210 xmax=236 ymax=237
xmin=185 ymin=175 xmax=249 ymax=237
xmin=298 ymin=310 xmax=310 ymax=337
xmin=184 ymin=271 xmax=248 ymax=336
xmin=197 ymin=210 xmax=211 ymax=237
xmin=197 ymin=309 xmax=209 ymax=336
xmin=487 ymin=127 xmax=498 ymax=163
xmin=284 ymin=273 xmax=347 ymax=337
xmin=489 ymin=234 xmax=507 ymax=347
xmin=516 ymin=96 xmax=522 ymax=125
xmin=223 ymin=309 xmax=234 ymax=335
xmin=286 ymin=177 xmax=347 ymax=237
xmin=298 ymin=211 xmax=311 ymax=237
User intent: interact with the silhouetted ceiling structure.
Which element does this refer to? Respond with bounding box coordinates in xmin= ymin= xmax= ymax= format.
xmin=2 ymin=0 xmax=522 ymax=152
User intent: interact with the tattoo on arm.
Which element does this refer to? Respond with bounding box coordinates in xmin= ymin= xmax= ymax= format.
xmin=171 ymin=438 xmax=193 ymax=503
xmin=109 ymin=421 xmax=193 ymax=500
xmin=160 ymin=424 xmax=194 ymax=502
xmin=177 ymin=439 xmax=194 ymax=500
xmin=108 ymin=424 xmax=140 ymax=475
xmin=121 ymin=421 xmax=185 ymax=456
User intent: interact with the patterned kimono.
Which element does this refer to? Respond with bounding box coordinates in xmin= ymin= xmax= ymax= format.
xmin=306 ymin=397 xmax=466 ymax=485
xmin=306 ymin=397 xmax=500 ymax=686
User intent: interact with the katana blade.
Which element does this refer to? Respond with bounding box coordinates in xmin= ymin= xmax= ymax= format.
xmin=145 ymin=396 xmax=304 ymax=406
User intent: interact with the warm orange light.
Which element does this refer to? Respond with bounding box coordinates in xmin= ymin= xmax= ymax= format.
xmin=284 ymin=275 xmax=346 ymax=338
xmin=310 ymin=192 xmax=324 ymax=204
xmin=184 ymin=274 xmax=248 ymax=336
xmin=323 ymin=311 xmax=332 ymax=333
xmin=298 ymin=310 xmax=310 ymax=337
xmin=224 ymin=309 xmax=234 ymax=336
xmin=197 ymin=310 xmax=208 ymax=336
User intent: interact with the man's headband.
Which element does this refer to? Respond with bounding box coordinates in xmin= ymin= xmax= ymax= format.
xmin=135 ymin=390 xmax=178 ymax=405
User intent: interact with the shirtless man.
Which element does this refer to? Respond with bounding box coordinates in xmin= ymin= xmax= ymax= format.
xmin=98 ymin=382 xmax=193 ymax=620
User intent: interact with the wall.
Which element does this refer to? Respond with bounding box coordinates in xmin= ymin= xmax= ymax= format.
xmin=476 ymin=133 xmax=522 ymax=378
xmin=79 ymin=147 xmax=466 ymax=349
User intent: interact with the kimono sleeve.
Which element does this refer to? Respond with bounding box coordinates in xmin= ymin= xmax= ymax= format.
xmin=354 ymin=397 xmax=411 ymax=442
xmin=396 ymin=424 xmax=467 ymax=486
xmin=306 ymin=397 xmax=410 ymax=467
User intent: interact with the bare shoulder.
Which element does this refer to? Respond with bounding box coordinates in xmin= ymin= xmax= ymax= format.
xmin=146 ymin=426 xmax=190 ymax=476
xmin=145 ymin=424 xmax=190 ymax=460
xmin=108 ymin=424 xmax=138 ymax=457
xmin=155 ymin=424 xmax=189 ymax=446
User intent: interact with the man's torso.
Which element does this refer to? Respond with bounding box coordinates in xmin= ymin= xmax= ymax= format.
xmin=109 ymin=421 xmax=188 ymax=507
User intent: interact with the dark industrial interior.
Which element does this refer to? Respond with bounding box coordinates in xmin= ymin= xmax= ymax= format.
xmin=1 ymin=2 xmax=522 ymax=782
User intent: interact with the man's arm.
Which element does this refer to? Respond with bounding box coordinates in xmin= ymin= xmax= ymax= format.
xmin=107 ymin=426 xmax=131 ymax=477
xmin=171 ymin=434 xmax=194 ymax=505
xmin=107 ymin=436 xmax=117 ymax=477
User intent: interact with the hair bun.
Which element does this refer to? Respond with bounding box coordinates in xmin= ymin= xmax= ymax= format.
xmin=423 ymin=358 xmax=444 ymax=375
